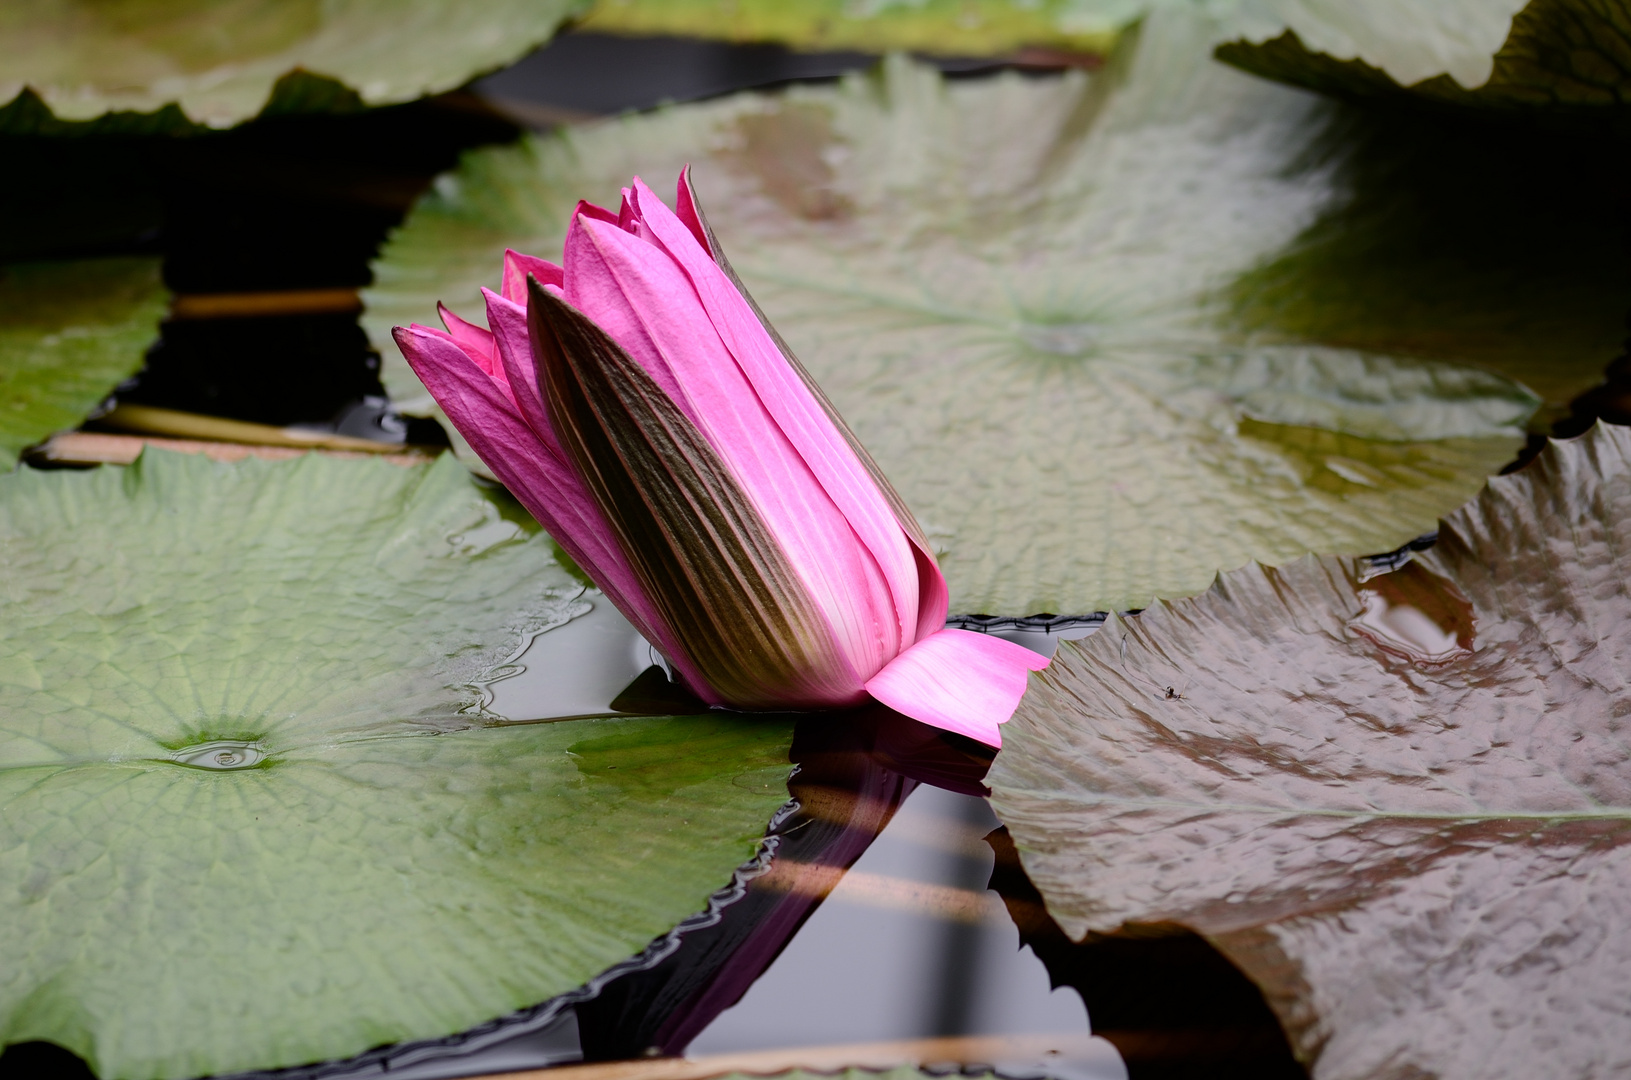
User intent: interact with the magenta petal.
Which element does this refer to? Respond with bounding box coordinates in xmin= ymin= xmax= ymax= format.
xmin=617 ymin=186 xmax=641 ymax=233
xmin=501 ymin=249 xmax=563 ymax=306
xmin=394 ymin=325 xmax=607 ymax=575
xmin=482 ymin=287 xmax=557 ymax=447
xmin=674 ymin=165 xmax=713 ymax=253
xmin=391 ymin=324 xmax=712 ymax=699
xmin=864 ymin=629 xmax=1050 ymax=747
xmin=575 ymin=199 xmax=620 ymax=227
xmin=436 ymin=302 xmax=515 ymax=406
xmin=561 ymin=212 xmax=701 ymax=425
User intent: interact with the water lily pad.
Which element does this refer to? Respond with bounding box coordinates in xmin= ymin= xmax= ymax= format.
xmin=0 ymin=449 xmax=793 ymax=1080
xmin=578 ymin=0 xmax=1135 ymax=55
xmin=0 ymin=0 xmax=587 ymax=129
xmin=367 ymin=11 xmax=1549 ymax=616
xmin=987 ymin=421 xmax=1631 ymax=1080
xmin=0 ymin=257 xmax=167 ymax=470
xmin=1216 ymin=0 xmax=1631 ymax=116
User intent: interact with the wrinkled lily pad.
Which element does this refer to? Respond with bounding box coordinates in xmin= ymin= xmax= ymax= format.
xmin=578 ymin=0 xmax=1133 ymax=56
xmin=0 ymin=257 xmax=167 ymax=469
xmin=0 ymin=0 xmax=586 ymax=128
xmin=1217 ymin=0 xmax=1631 ymax=115
xmin=0 ymin=450 xmax=793 ymax=1080
xmin=366 ymin=11 xmax=1544 ymax=616
xmin=987 ymin=421 xmax=1631 ymax=1080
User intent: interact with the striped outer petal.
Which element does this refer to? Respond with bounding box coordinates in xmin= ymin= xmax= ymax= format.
xmin=630 ymin=178 xmax=926 ymax=637
xmin=864 ymin=629 xmax=1051 ymax=748
xmin=672 ymin=168 xmax=950 ymax=647
xmin=527 ymin=279 xmax=860 ymax=709
xmin=561 ymin=183 xmax=923 ymax=691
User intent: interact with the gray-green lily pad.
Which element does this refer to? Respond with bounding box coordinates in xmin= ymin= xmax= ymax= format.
xmin=0 ymin=0 xmax=587 ymax=129
xmin=987 ymin=421 xmax=1631 ymax=1080
xmin=0 ymin=257 xmax=167 ymax=470
xmin=577 ymin=0 xmax=1134 ymax=56
xmin=1216 ymin=0 xmax=1631 ymax=116
xmin=0 ymin=449 xmax=793 ymax=1080
xmin=365 ymin=10 xmax=1549 ymax=616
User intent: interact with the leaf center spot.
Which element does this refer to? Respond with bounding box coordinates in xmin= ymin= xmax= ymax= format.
xmin=1019 ymin=321 xmax=1103 ymax=358
xmin=168 ymin=740 xmax=268 ymax=771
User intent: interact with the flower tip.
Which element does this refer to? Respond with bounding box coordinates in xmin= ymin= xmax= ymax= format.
xmin=674 ymin=165 xmax=711 ymax=254
xmin=394 ymin=322 xmax=439 ymax=345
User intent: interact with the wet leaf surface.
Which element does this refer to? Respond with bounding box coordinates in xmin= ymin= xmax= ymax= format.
xmin=366 ymin=11 xmax=1544 ymax=616
xmin=1215 ymin=0 xmax=1525 ymax=90
xmin=0 ymin=450 xmax=792 ymax=1079
xmin=987 ymin=421 xmax=1631 ymax=1080
xmin=0 ymin=257 xmax=167 ymax=469
xmin=1219 ymin=0 xmax=1631 ymax=117
xmin=0 ymin=0 xmax=585 ymax=128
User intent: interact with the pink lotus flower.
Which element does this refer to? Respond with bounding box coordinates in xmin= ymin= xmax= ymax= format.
xmin=393 ymin=169 xmax=1045 ymax=746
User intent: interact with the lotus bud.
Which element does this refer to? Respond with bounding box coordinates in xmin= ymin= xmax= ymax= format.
xmin=393 ymin=170 xmax=1046 ymax=745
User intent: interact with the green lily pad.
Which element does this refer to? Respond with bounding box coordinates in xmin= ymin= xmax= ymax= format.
xmin=1215 ymin=0 xmax=1631 ymax=116
xmin=366 ymin=10 xmax=1553 ymax=616
xmin=987 ymin=421 xmax=1631 ymax=1080
xmin=578 ymin=0 xmax=1136 ymax=56
xmin=0 ymin=257 xmax=167 ymax=470
xmin=0 ymin=449 xmax=793 ymax=1080
xmin=0 ymin=0 xmax=588 ymax=129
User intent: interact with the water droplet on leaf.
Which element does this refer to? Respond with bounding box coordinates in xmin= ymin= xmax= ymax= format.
xmin=170 ymin=740 xmax=268 ymax=771
xmin=1349 ymin=562 xmax=1474 ymax=665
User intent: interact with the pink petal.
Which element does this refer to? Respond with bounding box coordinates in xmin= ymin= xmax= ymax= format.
xmin=501 ymin=249 xmax=563 ymax=306
xmin=673 ymin=165 xmax=713 ymax=253
xmin=617 ymin=187 xmax=641 ymax=233
xmin=575 ymin=199 xmax=619 ymax=227
xmin=628 ymin=177 xmax=927 ymax=652
xmin=392 ymin=324 xmax=714 ymax=701
xmin=561 ymin=212 xmax=699 ymax=424
xmin=482 ymin=287 xmax=557 ymax=449
xmin=864 ymin=629 xmax=1050 ymax=748
xmin=565 ymin=213 xmax=914 ymax=692
xmin=436 ymin=302 xmax=514 ymax=405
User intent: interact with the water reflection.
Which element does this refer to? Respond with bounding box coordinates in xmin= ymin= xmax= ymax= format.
xmin=1348 ymin=560 xmax=1475 ymax=666
xmin=1349 ymin=589 xmax=1468 ymax=665
xmin=483 ymin=594 xmax=668 ymax=721
xmin=687 ymin=784 xmax=1123 ymax=1080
